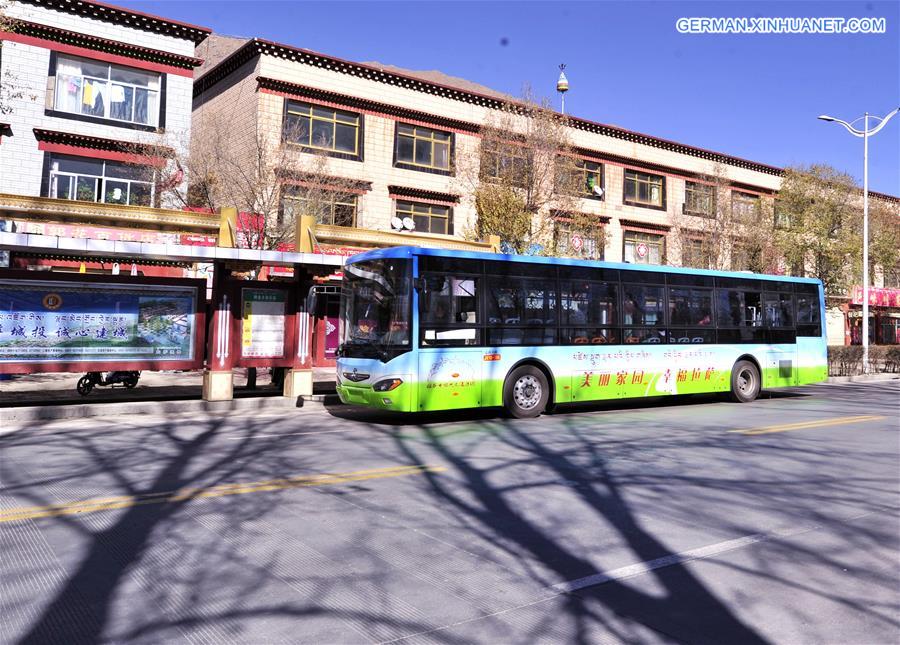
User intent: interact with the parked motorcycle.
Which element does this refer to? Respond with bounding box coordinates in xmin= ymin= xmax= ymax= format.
xmin=76 ymin=371 xmax=141 ymax=396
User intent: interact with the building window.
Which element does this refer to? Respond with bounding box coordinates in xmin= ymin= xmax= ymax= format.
xmin=53 ymin=54 xmax=160 ymax=127
xmin=579 ymin=160 xmax=603 ymax=198
xmin=681 ymin=237 xmax=712 ymax=268
xmin=482 ymin=142 xmax=531 ymax=187
xmin=557 ymin=157 xmax=603 ymax=198
xmin=554 ymin=222 xmax=603 ymax=260
xmin=624 ymin=170 xmax=665 ymax=209
xmin=396 ymin=200 xmax=451 ymax=235
xmin=623 ymin=230 xmax=665 ymax=265
xmin=730 ymin=242 xmax=761 ymax=271
xmin=395 ymin=123 xmax=452 ymax=173
xmin=47 ymin=154 xmax=154 ymax=206
xmin=281 ymin=187 xmax=358 ymax=227
xmin=283 ymin=100 xmax=361 ymax=157
xmin=773 ymin=199 xmax=792 ymax=229
xmin=683 ymin=181 xmax=715 ymax=217
xmin=732 ymin=191 xmax=760 ymax=221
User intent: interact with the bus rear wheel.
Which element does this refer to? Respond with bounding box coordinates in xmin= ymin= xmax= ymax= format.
xmin=730 ymin=360 xmax=761 ymax=403
xmin=503 ymin=365 xmax=549 ymax=418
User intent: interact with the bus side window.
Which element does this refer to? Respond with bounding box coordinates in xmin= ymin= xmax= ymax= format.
xmin=763 ymin=292 xmax=794 ymax=328
xmin=560 ymin=280 xmax=618 ymax=345
xmin=715 ymin=289 xmax=762 ymax=327
xmin=668 ymin=287 xmax=712 ymax=326
xmin=486 ymin=276 xmax=557 ymax=345
xmin=622 ymin=283 xmax=666 ymax=344
xmin=420 ymin=273 xmax=480 ymax=346
xmin=795 ymin=284 xmax=822 ymax=337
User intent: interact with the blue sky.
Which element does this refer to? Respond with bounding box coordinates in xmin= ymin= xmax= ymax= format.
xmin=131 ymin=0 xmax=899 ymax=194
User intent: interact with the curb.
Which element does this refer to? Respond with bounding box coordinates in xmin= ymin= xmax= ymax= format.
xmin=0 ymin=395 xmax=301 ymax=426
xmin=299 ymin=393 xmax=343 ymax=407
xmin=826 ymin=373 xmax=899 ymax=384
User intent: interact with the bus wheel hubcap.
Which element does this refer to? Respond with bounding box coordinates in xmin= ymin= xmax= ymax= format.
xmin=514 ymin=376 xmax=542 ymax=409
xmin=738 ymin=369 xmax=754 ymax=394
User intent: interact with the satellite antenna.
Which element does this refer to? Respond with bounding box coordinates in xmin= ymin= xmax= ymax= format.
xmin=391 ymin=216 xmax=404 ymax=231
xmin=402 ymin=217 xmax=416 ymax=231
xmin=592 ymin=184 xmax=604 ymax=198
xmin=557 ymin=64 xmax=569 ymax=114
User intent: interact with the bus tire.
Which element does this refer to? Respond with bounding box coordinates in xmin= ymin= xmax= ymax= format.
xmin=503 ymin=365 xmax=549 ymax=418
xmin=730 ymin=360 xmax=760 ymax=403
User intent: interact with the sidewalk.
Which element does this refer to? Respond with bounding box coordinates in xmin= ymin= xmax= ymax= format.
xmin=826 ymin=372 xmax=899 ymax=384
xmin=0 ymin=368 xmax=338 ymax=424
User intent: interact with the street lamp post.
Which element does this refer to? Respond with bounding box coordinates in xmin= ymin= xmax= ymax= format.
xmin=818 ymin=107 xmax=900 ymax=374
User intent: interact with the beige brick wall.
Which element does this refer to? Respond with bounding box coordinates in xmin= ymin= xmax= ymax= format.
xmin=192 ymin=51 xmax=789 ymax=258
xmin=193 ymin=57 xmax=261 ymax=152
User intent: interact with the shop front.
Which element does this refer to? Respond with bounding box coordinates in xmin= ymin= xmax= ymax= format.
xmin=844 ymin=286 xmax=900 ymax=345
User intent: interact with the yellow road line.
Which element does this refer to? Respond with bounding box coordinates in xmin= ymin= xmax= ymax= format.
xmin=0 ymin=464 xmax=445 ymax=524
xmin=729 ymin=415 xmax=885 ymax=436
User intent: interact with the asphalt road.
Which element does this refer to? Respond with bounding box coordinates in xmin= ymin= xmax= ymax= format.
xmin=1 ymin=380 xmax=898 ymax=645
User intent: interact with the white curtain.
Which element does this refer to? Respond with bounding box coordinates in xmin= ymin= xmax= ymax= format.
xmin=54 ymin=57 xmax=84 ymax=113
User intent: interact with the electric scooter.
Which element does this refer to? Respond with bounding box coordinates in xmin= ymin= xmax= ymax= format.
xmin=76 ymin=371 xmax=141 ymax=396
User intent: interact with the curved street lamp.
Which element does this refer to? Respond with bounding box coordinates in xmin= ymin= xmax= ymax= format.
xmin=818 ymin=107 xmax=900 ymax=373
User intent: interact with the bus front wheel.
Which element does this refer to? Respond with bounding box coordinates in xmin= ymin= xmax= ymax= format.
xmin=503 ymin=365 xmax=549 ymax=418
xmin=730 ymin=360 xmax=761 ymax=403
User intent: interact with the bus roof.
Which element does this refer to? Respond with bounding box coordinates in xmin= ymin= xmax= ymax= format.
xmin=345 ymin=246 xmax=822 ymax=286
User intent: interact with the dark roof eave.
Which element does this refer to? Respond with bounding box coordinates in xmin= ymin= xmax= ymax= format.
xmin=193 ymin=37 xmax=900 ymax=199
xmin=6 ymin=19 xmax=205 ymax=69
xmin=33 ymin=128 xmax=174 ymax=157
xmin=18 ymin=0 xmax=212 ymax=44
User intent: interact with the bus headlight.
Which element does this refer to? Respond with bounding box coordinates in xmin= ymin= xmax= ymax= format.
xmin=372 ymin=378 xmax=403 ymax=392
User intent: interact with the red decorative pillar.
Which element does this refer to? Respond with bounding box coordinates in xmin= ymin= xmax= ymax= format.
xmin=203 ymin=262 xmax=235 ymax=401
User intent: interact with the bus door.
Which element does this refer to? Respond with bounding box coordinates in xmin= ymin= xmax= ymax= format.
xmin=416 ymin=274 xmax=482 ymax=411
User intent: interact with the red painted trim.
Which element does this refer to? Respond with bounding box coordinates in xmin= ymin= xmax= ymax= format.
xmin=389 ymin=194 xmax=456 ymax=207
xmin=260 ymin=86 xmax=476 ymax=137
xmin=37 ymin=140 xmax=166 ymax=166
xmin=280 ymin=177 xmax=368 ymax=195
xmin=1 ymin=31 xmax=195 ymax=77
xmin=552 ymin=215 xmax=607 ymax=228
xmin=620 ymin=223 xmax=671 ymax=236
xmin=731 ymin=187 xmax=768 ymax=198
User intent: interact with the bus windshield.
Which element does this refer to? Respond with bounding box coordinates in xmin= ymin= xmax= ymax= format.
xmin=339 ymin=258 xmax=411 ymax=360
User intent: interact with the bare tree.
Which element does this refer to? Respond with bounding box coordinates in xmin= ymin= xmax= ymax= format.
xmin=674 ymin=163 xmax=776 ymax=273
xmin=158 ymin=113 xmax=363 ymax=251
xmin=457 ymin=90 xmax=596 ymax=255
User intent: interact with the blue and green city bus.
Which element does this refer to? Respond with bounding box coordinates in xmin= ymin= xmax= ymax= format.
xmin=335 ymin=246 xmax=827 ymax=417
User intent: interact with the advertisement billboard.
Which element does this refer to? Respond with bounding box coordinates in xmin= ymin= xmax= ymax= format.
xmin=0 ymin=275 xmax=204 ymax=372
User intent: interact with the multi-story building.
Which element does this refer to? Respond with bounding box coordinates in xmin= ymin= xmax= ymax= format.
xmin=192 ymin=35 xmax=788 ymax=263
xmin=0 ymin=0 xmax=218 ymax=275
xmin=1 ymin=0 xmax=210 ymax=202
xmin=192 ymin=34 xmax=899 ymax=348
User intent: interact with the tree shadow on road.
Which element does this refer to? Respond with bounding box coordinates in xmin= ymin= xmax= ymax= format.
xmin=384 ymin=406 xmax=898 ymax=643
xmin=0 ymin=415 xmax=460 ymax=645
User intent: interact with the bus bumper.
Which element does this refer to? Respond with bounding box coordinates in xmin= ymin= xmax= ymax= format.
xmin=336 ymin=381 xmax=413 ymax=411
